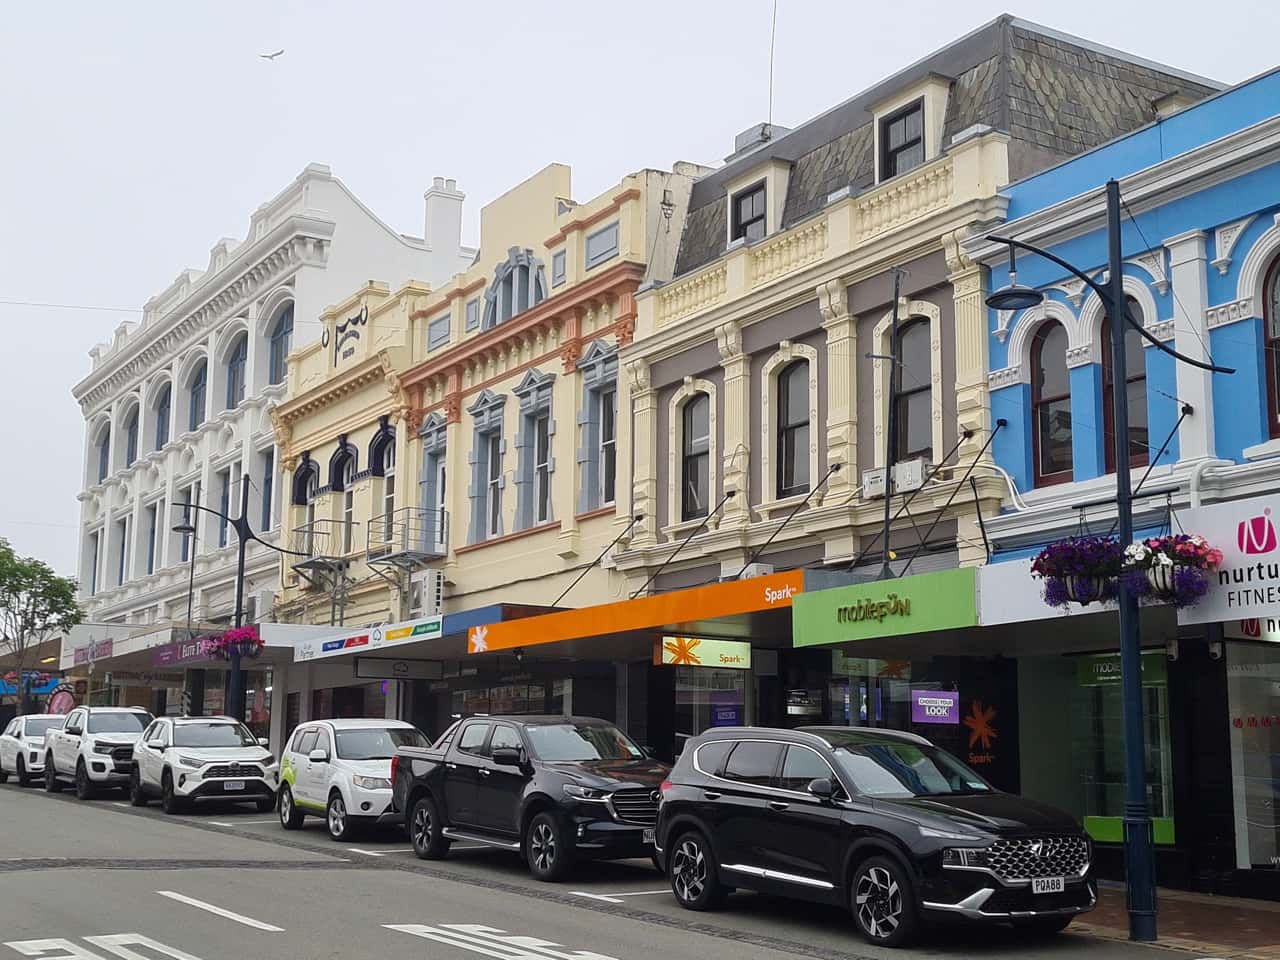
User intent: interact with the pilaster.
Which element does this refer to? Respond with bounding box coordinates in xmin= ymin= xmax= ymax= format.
xmin=945 ymin=231 xmax=991 ymax=464
xmin=1165 ymin=229 xmax=1215 ymax=460
xmin=819 ymin=277 xmax=856 ymax=497
xmin=716 ymin=320 xmax=750 ymax=527
xmin=628 ymin=359 xmax=658 ymax=546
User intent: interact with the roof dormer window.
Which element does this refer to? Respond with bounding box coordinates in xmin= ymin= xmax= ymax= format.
xmin=731 ymin=182 xmax=767 ymax=243
xmin=881 ymin=100 xmax=924 ymax=180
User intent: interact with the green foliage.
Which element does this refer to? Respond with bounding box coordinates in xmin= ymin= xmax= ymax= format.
xmin=0 ymin=537 xmax=82 ymax=663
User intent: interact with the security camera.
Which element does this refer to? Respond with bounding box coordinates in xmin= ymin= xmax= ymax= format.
xmin=1208 ymin=641 xmax=1223 ymax=661
xmin=1165 ymin=638 xmax=1178 ymax=662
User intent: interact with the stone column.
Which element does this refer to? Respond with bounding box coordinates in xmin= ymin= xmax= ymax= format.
xmin=819 ymin=277 xmax=856 ymax=497
xmin=1165 ymin=229 xmax=1215 ymax=460
xmin=628 ymin=358 xmax=658 ymax=546
xmin=716 ymin=320 xmax=750 ymax=527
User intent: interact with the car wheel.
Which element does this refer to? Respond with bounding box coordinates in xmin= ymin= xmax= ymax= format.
xmin=669 ymin=830 xmax=727 ymax=910
xmin=409 ymin=795 xmax=450 ymax=860
xmin=327 ymin=792 xmax=353 ymax=841
xmin=44 ymin=757 xmax=62 ymax=792
xmin=161 ymin=771 xmax=185 ymax=815
xmin=278 ymin=785 xmax=304 ymax=829
xmin=16 ymin=757 xmax=32 ymax=788
xmin=75 ymin=760 xmax=96 ymax=801
xmin=128 ymin=767 xmax=148 ymax=806
xmin=255 ymin=795 xmax=276 ymax=814
xmin=526 ymin=811 xmax=573 ymax=882
xmin=851 ymin=855 xmax=919 ymax=947
xmin=1015 ymin=915 xmax=1074 ymax=936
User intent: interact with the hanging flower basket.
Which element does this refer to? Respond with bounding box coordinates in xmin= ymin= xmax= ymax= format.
xmin=202 ymin=626 xmax=264 ymax=661
xmin=1031 ymin=536 xmax=1124 ymax=608
xmin=1122 ymin=535 xmax=1223 ymax=608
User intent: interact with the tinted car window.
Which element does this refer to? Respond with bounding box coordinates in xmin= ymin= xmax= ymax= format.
xmin=174 ymin=722 xmax=256 ymax=748
xmin=778 ymin=745 xmax=834 ymax=792
xmin=334 ymin=727 xmax=430 ymax=760
xmin=296 ymin=729 xmax=319 ymax=755
xmin=524 ymin=722 xmax=643 ymax=761
xmin=457 ymin=722 xmax=492 ymax=756
xmin=693 ymin=740 xmax=733 ymax=777
xmin=489 ymin=725 xmax=522 ymax=753
xmin=88 ymin=712 xmax=151 ymax=734
xmin=723 ymin=741 xmax=783 ymax=786
xmin=833 ymin=741 xmax=992 ymax=798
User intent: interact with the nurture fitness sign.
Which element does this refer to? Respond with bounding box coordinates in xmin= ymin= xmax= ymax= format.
xmin=1177 ymin=495 xmax=1280 ymax=625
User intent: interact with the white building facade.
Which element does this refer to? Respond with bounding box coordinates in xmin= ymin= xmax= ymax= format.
xmin=73 ymin=164 xmax=475 ymax=631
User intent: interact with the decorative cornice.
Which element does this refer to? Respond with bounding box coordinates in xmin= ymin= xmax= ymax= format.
xmin=1206 ymin=297 xmax=1254 ymax=329
xmin=273 ymin=355 xmax=389 ymax=430
xmin=543 ymin=188 xmax=641 ymax=248
xmin=1213 ymin=214 xmax=1257 ymax=276
xmin=987 ymin=366 xmax=1022 ymax=390
xmin=408 ymin=277 xmax=486 ymax=320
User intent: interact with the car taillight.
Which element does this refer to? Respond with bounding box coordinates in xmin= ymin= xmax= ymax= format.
xmin=660 ymin=779 xmax=673 ymax=795
xmin=390 ymin=755 xmax=400 ymax=786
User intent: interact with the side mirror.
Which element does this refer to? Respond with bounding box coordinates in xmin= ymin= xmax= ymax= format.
xmin=308 ymin=748 xmax=329 ymax=763
xmin=807 ymin=777 xmax=836 ymax=799
xmin=491 ymin=746 xmax=523 ymax=767
xmin=146 ymin=739 xmax=165 ymax=750
xmin=258 ymin=738 xmax=270 ymax=747
xmin=66 ymin=726 xmax=82 ymax=736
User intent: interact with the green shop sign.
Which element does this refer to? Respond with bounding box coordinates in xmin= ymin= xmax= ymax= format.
xmin=1074 ymin=651 xmax=1167 ymax=687
xmin=792 ymin=567 xmax=978 ymax=647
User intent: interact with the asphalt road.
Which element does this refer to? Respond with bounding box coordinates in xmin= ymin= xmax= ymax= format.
xmin=0 ymin=780 xmax=1202 ymax=960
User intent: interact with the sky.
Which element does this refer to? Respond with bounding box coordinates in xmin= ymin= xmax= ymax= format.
xmin=2 ymin=0 xmax=1277 ymax=578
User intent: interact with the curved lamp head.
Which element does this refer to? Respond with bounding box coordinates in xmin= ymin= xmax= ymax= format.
xmin=172 ymin=519 xmax=197 ymax=536
xmin=984 ymin=240 xmax=1045 ymax=311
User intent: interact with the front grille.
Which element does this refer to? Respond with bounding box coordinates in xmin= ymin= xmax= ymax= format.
xmin=983 ymin=883 xmax=1093 ymax=914
xmin=987 ymin=836 xmax=1089 ymax=882
xmin=610 ymin=787 xmax=659 ymax=825
xmin=110 ymin=746 xmax=133 ymax=763
xmin=205 ymin=763 xmax=265 ymax=779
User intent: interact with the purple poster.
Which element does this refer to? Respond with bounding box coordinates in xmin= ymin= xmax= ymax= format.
xmin=911 ymin=690 xmax=959 ymax=725
xmin=710 ymin=703 xmax=743 ymax=727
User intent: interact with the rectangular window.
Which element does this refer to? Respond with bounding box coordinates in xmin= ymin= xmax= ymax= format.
xmin=731 ymin=183 xmax=767 ymax=243
xmin=600 ymin=388 xmax=616 ymax=505
xmin=682 ymin=396 xmax=711 ymax=521
xmin=116 ymin=517 xmax=129 ymax=586
xmin=218 ymin=470 xmax=231 ymax=548
xmin=146 ymin=505 xmax=158 ymax=576
xmin=585 ymin=222 xmax=619 ymax=269
xmin=343 ymin=486 xmax=355 ymax=554
xmin=486 ymin=433 xmax=502 ymax=538
xmin=464 ymin=298 xmax=481 ymax=332
xmin=88 ymin=532 xmax=99 ymax=595
xmin=261 ymin=449 xmax=274 ymax=531
xmin=881 ymin=101 xmax=925 ymax=180
xmin=428 ymin=315 xmax=451 ymax=351
xmin=551 ymin=250 xmax=567 ymax=287
xmin=534 ymin=414 xmax=551 ymax=524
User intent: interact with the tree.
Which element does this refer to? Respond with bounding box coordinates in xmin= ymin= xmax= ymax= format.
xmin=0 ymin=539 xmax=81 ymax=715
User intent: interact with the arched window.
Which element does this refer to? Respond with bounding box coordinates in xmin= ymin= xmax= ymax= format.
xmin=154 ymin=385 xmax=171 ymax=451
xmin=96 ymin=426 xmax=111 ymax=483
xmin=225 ymin=335 xmax=248 ymax=410
xmin=1032 ymin=322 xmax=1072 ymax=485
xmin=482 ymin=249 xmax=547 ymax=329
xmin=188 ymin=361 xmax=207 ymax=431
xmin=1102 ymin=297 xmax=1149 ymax=471
xmin=895 ymin=319 xmax=933 ymax=462
xmin=124 ymin=409 xmax=139 ymax=467
xmin=1265 ymin=261 xmax=1280 ymax=438
xmin=681 ymin=393 xmax=711 ymax=520
xmin=268 ymin=305 xmax=294 ymax=385
xmin=777 ymin=361 xmax=810 ymax=497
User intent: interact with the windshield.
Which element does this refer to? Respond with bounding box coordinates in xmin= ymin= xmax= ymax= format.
xmin=173 ymin=722 xmax=258 ymax=748
xmin=87 ymin=713 xmax=150 ymax=734
xmin=24 ymin=719 xmax=61 ymax=737
xmin=832 ymin=741 xmax=992 ymax=798
xmin=524 ymin=722 xmax=644 ymax=762
xmin=334 ymin=727 xmax=430 ymax=760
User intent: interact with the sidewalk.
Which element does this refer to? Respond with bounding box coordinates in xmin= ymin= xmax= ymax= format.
xmin=1076 ymin=884 xmax=1280 ymax=959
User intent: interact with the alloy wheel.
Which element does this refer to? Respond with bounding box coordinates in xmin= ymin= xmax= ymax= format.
xmin=328 ymin=796 xmax=346 ymax=838
xmin=855 ymin=866 xmax=903 ymax=940
xmin=411 ymin=804 xmax=431 ymax=851
xmin=280 ymin=789 xmax=292 ymax=823
xmin=671 ymin=837 xmax=707 ymax=903
xmin=530 ymin=822 xmax=556 ymax=873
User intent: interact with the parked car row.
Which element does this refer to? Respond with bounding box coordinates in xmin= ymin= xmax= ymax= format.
xmin=2 ymin=706 xmax=1096 ymax=947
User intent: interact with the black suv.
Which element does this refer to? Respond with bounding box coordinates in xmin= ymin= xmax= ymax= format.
xmin=655 ymin=726 xmax=1094 ymax=947
xmin=393 ymin=715 xmax=671 ymax=881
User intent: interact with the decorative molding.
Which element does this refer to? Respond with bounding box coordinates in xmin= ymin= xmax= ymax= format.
xmin=1213 ymin=214 xmax=1257 ymax=275
xmin=627 ymin=358 xmax=651 ymax=393
xmin=760 ymin=340 xmax=820 ymax=505
xmin=1206 ymin=297 xmax=1254 ymax=329
xmin=715 ymin=320 xmax=743 ymax=360
xmin=1125 ymin=250 xmax=1170 ymax=295
xmin=1145 ymin=319 xmax=1177 ymax=342
xmin=1065 ymin=344 xmax=1093 ymax=368
xmin=1077 ymin=275 xmax=1162 ymax=366
xmin=872 ymin=299 xmax=944 ymax=466
xmin=987 ymin=366 xmax=1022 ymax=390
xmin=993 ymin=309 xmax=1014 ymax=343
xmin=1004 ymin=297 xmax=1077 ymax=386
xmin=543 ymin=188 xmax=641 ymax=247
xmin=1235 ymin=212 xmax=1280 ymax=316
xmin=667 ymin=376 xmax=718 ymax=529
xmin=816 ymin=276 xmax=849 ymax=325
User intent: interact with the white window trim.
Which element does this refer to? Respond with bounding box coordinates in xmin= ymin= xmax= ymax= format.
xmin=599 ymin=386 xmax=617 ymax=506
xmin=666 ymin=376 xmax=719 ymax=531
xmin=760 ymin=341 xmax=820 ymax=510
xmin=872 ymin=299 xmax=943 ymax=468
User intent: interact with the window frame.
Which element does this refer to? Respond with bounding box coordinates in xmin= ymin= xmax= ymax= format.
xmin=382 ymin=442 xmax=396 ymax=544
xmin=533 ymin=412 xmax=551 ymax=524
xmin=599 ymin=387 xmax=617 ymax=506
xmin=1031 ymin=322 xmax=1073 ymax=487
xmin=730 ymin=181 xmax=767 ymax=243
xmin=97 ymin=427 xmax=111 ymax=483
xmin=342 ymin=458 xmax=356 ymax=554
xmin=585 ymin=221 xmax=619 ymax=270
xmin=722 ymin=739 xmax=785 ymax=787
xmin=268 ymin=305 xmax=294 ymax=385
xmin=880 ymin=99 xmax=925 ymax=181
xmin=464 ymin=298 xmax=481 ymax=332
xmin=551 ymin=250 xmax=567 ymax=287
xmin=1101 ymin=305 xmax=1150 ymax=472
xmin=776 ymin=361 xmax=810 ymax=498
xmin=154 ymin=385 xmax=171 ymax=451
xmin=486 ymin=433 xmax=502 ymax=538
xmin=1265 ymin=259 xmax=1280 ymax=439
xmin=427 ymin=314 xmax=451 ymax=352
xmin=225 ymin=335 xmax=248 ymax=410
xmin=124 ymin=410 xmax=139 ymax=467
xmin=218 ymin=469 xmax=232 ymax=548
xmin=189 ymin=362 xmax=207 ymax=431
xmin=681 ymin=393 xmax=711 ymax=521
xmin=893 ymin=318 xmax=933 ymax=462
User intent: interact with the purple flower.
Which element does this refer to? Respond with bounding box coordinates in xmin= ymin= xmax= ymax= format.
xmin=1171 ymin=566 xmax=1209 ymax=608
xmin=1043 ymin=577 xmax=1070 ymax=608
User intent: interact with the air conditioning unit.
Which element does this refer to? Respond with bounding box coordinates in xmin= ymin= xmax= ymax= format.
xmin=409 ymin=569 xmax=445 ymax=618
xmin=893 ymin=458 xmax=933 ymax=493
xmin=861 ymin=467 xmax=887 ymax=499
xmin=737 ymin=563 xmax=774 ymax=581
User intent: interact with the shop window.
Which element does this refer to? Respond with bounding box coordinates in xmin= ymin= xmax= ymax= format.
xmin=514 ymin=369 xmax=555 ymax=531
xmin=731 ymin=182 xmax=766 ymax=243
xmin=681 ymin=393 xmax=711 ymax=521
xmin=880 ymin=100 xmax=924 ymax=180
xmin=895 ymin=318 xmax=933 ymax=462
xmin=268 ymin=304 xmax=294 ymax=385
xmin=577 ymin=340 xmax=619 ymax=514
xmin=188 ymin=360 xmax=207 ymax=431
xmin=723 ymin=740 xmax=783 ymax=787
xmin=1032 ymin=322 xmax=1072 ymax=486
xmin=1227 ymin=643 xmax=1280 ymax=869
xmin=777 ymin=360 xmax=810 ymax=497
xmin=1267 ymin=261 xmax=1280 ymax=438
xmin=1102 ymin=302 xmax=1149 ymax=471
xmin=154 ymin=385 xmax=171 ymax=451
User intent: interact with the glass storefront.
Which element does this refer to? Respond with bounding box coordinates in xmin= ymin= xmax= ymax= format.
xmin=1228 ymin=643 xmax=1280 ymax=870
xmin=674 ymin=667 xmax=746 ymax=747
xmin=450 ymin=679 xmax=571 ymax=718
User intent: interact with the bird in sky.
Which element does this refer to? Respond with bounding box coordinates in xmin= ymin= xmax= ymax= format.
xmin=259 ymin=49 xmax=285 ymax=61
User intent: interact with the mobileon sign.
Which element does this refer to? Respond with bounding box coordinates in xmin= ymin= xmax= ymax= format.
xmin=1178 ymin=496 xmax=1280 ymax=625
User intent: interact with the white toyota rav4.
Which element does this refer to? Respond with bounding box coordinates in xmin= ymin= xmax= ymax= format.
xmin=130 ymin=715 xmax=279 ymax=814
xmin=278 ymin=718 xmax=429 ymax=840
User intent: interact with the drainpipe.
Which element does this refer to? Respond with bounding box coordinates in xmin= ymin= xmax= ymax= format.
xmin=1189 ymin=458 xmax=1233 ymax=509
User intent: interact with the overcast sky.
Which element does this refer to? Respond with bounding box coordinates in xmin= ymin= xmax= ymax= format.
xmin=2 ymin=1 xmax=1276 ymax=577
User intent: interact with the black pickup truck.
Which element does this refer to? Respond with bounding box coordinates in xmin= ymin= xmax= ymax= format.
xmin=390 ymin=714 xmax=670 ymax=881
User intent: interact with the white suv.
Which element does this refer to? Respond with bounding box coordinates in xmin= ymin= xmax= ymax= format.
xmin=278 ymin=718 xmax=430 ymax=840
xmin=130 ymin=716 xmax=280 ymax=814
xmin=44 ymin=706 xmax=153 ymax=798
xmin=0 ymin=714 xmax=64 ymax=787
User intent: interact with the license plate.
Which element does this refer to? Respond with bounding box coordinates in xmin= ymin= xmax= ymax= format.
xmin=223 ymin=780 xmax=245 ymax=791
xmin=1032 ymin=876 xmax=1065 ymax=894
xmin=642 ymin=828 xmax=655 ymax=845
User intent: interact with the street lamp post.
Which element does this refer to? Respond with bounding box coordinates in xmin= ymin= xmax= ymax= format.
xmin=985 ymin=179 xmax=1234 ymax=942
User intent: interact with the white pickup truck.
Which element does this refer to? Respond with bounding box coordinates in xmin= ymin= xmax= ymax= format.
xmin=44 ymin=706 xmax=153 ymax=799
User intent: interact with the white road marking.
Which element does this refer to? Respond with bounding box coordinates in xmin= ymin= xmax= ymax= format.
xmin=111 ymin=802 xmax=131 ymax=808
xmin=231 ymin=819 xmax=279 ymax=825
xmin=86 ymin=933 xmax=204 ymax=959
xmin=155 ymin=890 xmax=284 ymax=932
xmin=568 ymin=888 xmax=670 ymax=904
xmin=386 ymin=923 xmax=621 ymax=959
xmin=207 ymin=821 xmax=235 ymax=827
xmin=346 ymin=847 xmax=386 ymax=857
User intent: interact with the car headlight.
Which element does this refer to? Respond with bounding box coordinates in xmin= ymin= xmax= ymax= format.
xmin=941 ymin=847 xmax=991 ymax=868
xmin=352 ymin=776 xmax=392 ymax=790
xmin=562 ymin=784 xmax=608 ymax=801
xmin=92 ymin=743 xmax=114 ymax=755
xmin=176 ymin=755 xmax=207 ymax=768
xmin=921 ymin=826 xmax=988 ymax=842
xmin=260 ymin=755 xmax=276 ymax=768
